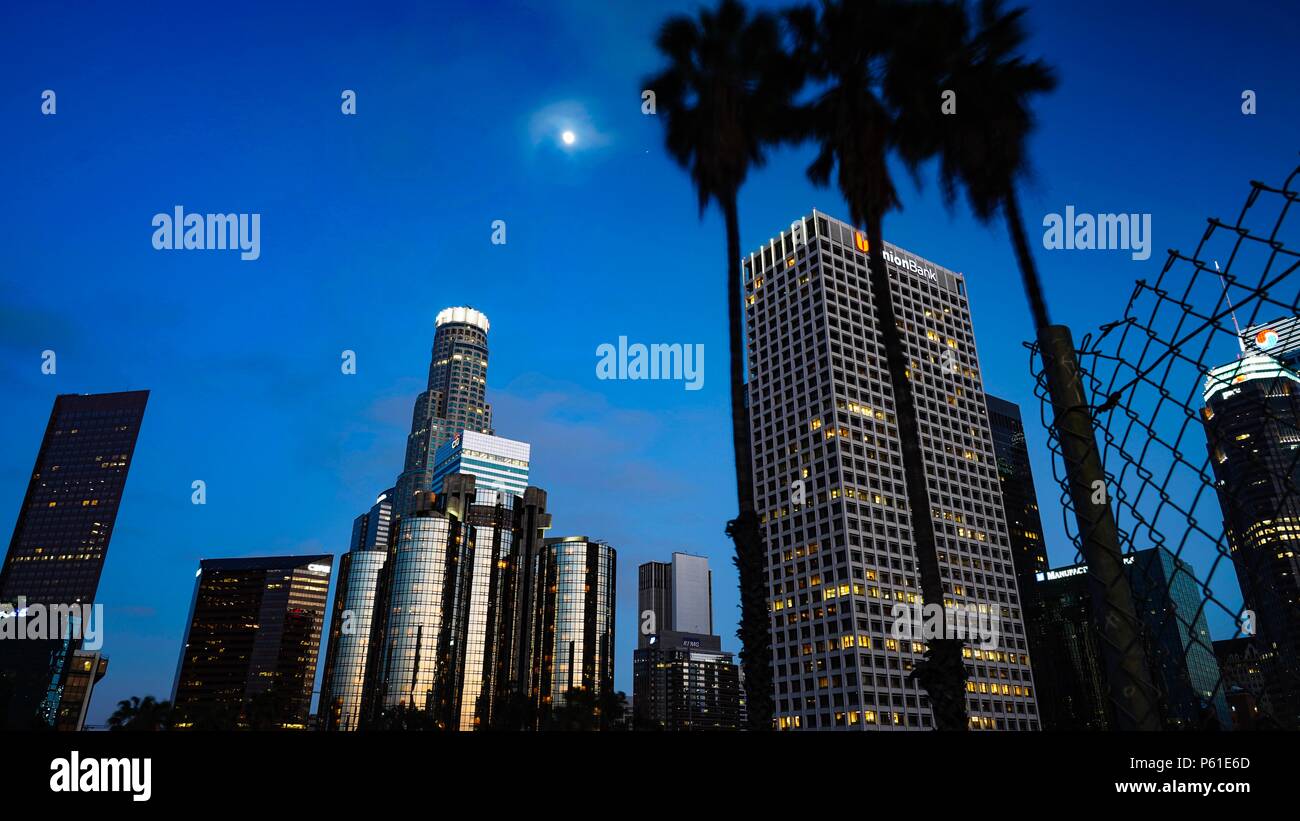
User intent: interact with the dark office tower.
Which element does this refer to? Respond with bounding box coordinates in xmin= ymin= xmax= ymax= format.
xmin=633 ymin=553 xmax=741 ymax=730
xmin=1127 ymin=548 xmax=1232 ymax=730
xmin=1203 ymin=339 xmax=1300 ymax=729
xmin=1033 ymin=550 xmax=1231 ymax=730
xmin=373 ymin=487 xmax=475 ymax=727
xmin=393 ymin=307 xmax=494 ymax=516
xmin=318 ymin=489 xmax=393 ymax=731
xmin=54 ymin=651 xmax=108 ymax=731
xmin=0 ymin=390 xmax=148 ymax=729
xmin=985 ymin=395 xmax=1049 ymax=597
xmin=746 ymin=213 xmax=1038 ymax=730
xmin=170 ymin=555 xmax=332 ymax=730
xmin=531 ymin=537 xmax=616 ymax=723
xmin=1027 ymin=566 xmax=1109 ymax=730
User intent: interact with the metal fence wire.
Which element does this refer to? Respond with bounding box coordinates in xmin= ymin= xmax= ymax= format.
xmin=1027 ymin=161 xmax=1300 ymax=731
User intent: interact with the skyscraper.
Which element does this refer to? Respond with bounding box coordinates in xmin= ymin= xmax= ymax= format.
xmin=318 ymin=489 xmax=393 ymax=731
xmin=985 ymin=394 xmax=1049 ymax=598
xmin=0 ymin=390 xmax=148 ymax=729
xmin=372 ymin=487 xmax=475 ymax=727
xmin=170 ymin=555 xmax=332 ymax=729
xmin=1202 ymin=321 xmax=1300 ymax=728
xmin=393 ymin=307 xmax=494 ymax=516
xmin=429 ymin=435 xmax=531 ymax=730
xmin=745 ymin=212 xmax=1038 ymax=730
xmin=1032 ymin=550 xmax=1231 ymax=730
xmin=531 ymin=537 xmax=616 ymax=721
xmin=633 ymin=553 xmax=741 ymax=730
xmin=637 ymin=552 xmax=713 ymax=645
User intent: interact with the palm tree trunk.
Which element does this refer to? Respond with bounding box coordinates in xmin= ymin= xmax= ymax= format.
xmin=1003 ymin=190 xmax=1160 ymax=730
xmin=1002 ymin=189 xmax=1051 ymax=332
xmin=864 ymin=209 xmax=969 ymax=731
xmin=721 ymin=195 xmax=772 ymax=730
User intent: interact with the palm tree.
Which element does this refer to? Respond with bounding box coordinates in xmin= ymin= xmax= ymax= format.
xmin=894 ymin=0 xmax=1160 ymax=730
xmin=107 ymin=695 xmax=172 ymax=731
xmin=785 ymin=0 xmax=970 ymax=730
xmin=644 ymin=0 xmax=801 ymax=730
xmin=890 ymin=0 xmax=1054 ymax=332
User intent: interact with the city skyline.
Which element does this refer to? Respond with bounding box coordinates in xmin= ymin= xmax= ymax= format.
xmin=3 ymin=0 xmax=1298 ymax=727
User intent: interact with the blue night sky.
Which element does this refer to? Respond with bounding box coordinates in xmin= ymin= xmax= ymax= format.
xmin=1 ymin=0 xmax=1297 ymax=725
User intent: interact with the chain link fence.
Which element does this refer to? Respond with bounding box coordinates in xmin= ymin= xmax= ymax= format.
xmin=1027 ymin=162 xmax=1300 ymax=730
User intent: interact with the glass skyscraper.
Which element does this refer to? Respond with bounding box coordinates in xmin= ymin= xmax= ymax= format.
xmin=393 ymin=307 xmax=494 ymax=516
xmin=373 ymin=487 xmax=475 ymax=726
xmin=170 ymin=555 xmax=332 ymax=730
xmin=745 ymin=212 xmax=1039 ymax=730
xmin=318 ymin=488 xmax=393 ymax=731
xmin=1032 ymin=550 xmax=1231 ymax=730
xmin=532 ymin=537 xmax=616 ymax=719
xmin=429 ymin=431 xmax=531 ymax=729
xmin=0 ymin=389 xmax=148 ymax=729
xmin=1202 ymin=317 xmax=1300 ymax=728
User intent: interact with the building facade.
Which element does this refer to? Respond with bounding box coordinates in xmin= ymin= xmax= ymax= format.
xmin=54 ymin=650 xmax=108 ymax=731
xmin=633 ymin=553 xmax=741 ymax=730
xmin=372 ymin=488 xmax=475 ymax=727
xmin=1033 ymin=550 xmax=1231 ymax=730
xmin=393 ymin=307 xmax=494 ymax=517
xmin=532 ymin=537 xmax=616 ymax=722
xmin=0 ymin=390 xmax=148 ymax=729
xmin=1202 ymin=329 xmax=1300 ymax=730
xmin=171 ymin=555 xmax=332 ymax=729
xmin=744 ymin=212 xmax=1038 ymax=730
xmin=318 ymin=489 xmax=393 ymax=731
xmin=985 ymin=394 xmax=1049 ymax=597
xmin=637 ymin=552 xmax=712 ymax=645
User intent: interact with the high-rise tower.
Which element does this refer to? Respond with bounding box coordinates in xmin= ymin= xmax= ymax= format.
xmin=318 ymin=488 xmax=393 ymax=731
xmin=170 ymin=555 xmax=332 ymax=729
xmin=744 ymin=211 xmax=1038 ymax=730
xmin=0 ymin=390 xmax=148 ymax=729
xmin=393 ymin=307 xmax=494 ymax=516
xmin=1202 ymin=318 xmax=1300 ymax=728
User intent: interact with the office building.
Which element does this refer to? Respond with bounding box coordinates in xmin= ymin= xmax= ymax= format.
xmin=633 ymin=553 xmax=741 ymax=730
xmin=1033 ymin=549 xmax=1231 ymax=730
xmin=171 ymin=555 xmax=332 ymax=729
xmin=531 ymin=537 xmax=616 ymax=722
xmin=985 ymin=394 xmax=1049 ymax=598
xmin=318 ymin=489 xmax=393 ymax=731
xmin=637 ymin=552 xmax=713 ymax=646
xmin=744 ymin=212 xmax=1038 ymax=730
xmin=0 ymin=390 xmax=148 ymax=729
xmin=392 ymin=307 xmax=494 ymax=516
xmin=372 ymin=488 xmax=475 ymax=727
xmin=429 ymin=431 xmax=531 ymax=730
xmin=1202 ymin=329 xmax=1300 ymax=729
